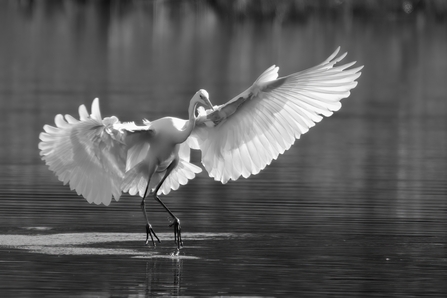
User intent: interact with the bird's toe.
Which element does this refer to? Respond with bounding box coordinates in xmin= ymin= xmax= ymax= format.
xmin=169 ymin=218 xmax=183 ymax=248
xmin=145 ymin=223 xmax=161 ymax=246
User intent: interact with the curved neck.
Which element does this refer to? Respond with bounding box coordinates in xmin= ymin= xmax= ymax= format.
xmin=188 ymin=98 xmax=199 ymax=123
xmin=177 ymin=99 xmax=198 ymax=143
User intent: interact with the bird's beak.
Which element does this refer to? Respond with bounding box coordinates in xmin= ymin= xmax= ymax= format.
xmin=205 ymin=98 xmax=214 ymax=111
xmin=200 ymin=95 xmax=213 ymax=111
xmin=197 ymin=89 xmax=214 ymax=111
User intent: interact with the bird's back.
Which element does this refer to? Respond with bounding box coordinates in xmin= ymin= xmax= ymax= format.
xmin=149 ymin=116 xmax=191 ymax=145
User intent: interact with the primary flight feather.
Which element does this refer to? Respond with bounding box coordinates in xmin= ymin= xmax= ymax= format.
xmin=39 ymin=47 xmax=363 ymax=248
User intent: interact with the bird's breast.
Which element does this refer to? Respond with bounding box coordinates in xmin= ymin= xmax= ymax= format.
xmin=154 ymin=144 xmax=179 ymax=173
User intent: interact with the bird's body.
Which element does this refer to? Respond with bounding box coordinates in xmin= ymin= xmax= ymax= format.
xmin=39 ymin=47 xmax=363 ymax=248
xmin=141 ymin=118 xmax=184 ymax=167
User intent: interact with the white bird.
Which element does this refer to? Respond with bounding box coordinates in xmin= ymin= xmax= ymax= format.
xmin=39 ymin=47 xmax=363 ymax=248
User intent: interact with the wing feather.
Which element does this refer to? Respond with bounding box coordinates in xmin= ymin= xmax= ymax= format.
xmin=157 ymin=144 xmax=202 ymax=195
xmin=90 ymin=98 xmax=102 ymax=121
xmin=120 ymin=141 xmax=202 ymax=197
xmin=41 ymin=98 xmax=202 ymax=203
xmin=190 ymin=47 xmax=363 ymax=183
xmin=78 ymin=104 xmax=89 ymax=121
xmin=39 ymin=99 xmax=127 ymax=205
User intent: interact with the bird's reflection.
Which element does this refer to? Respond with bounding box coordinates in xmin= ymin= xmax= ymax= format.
xmin=172 ymin=256 xmax=182 ymax=295
xmin=143 ymin=254 xmax=183 ymax=296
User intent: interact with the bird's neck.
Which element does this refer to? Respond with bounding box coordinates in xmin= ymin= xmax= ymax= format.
xmin=177 ymin=100 xmax=198 ymax=143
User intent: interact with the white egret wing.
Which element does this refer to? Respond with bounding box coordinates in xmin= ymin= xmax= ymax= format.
xmin=38 ymin=98 xmax=127 ymax=205
xmin=189 ymin=47 xmax=363 ymax=183
xmin=40 ymin=99 xmax=201 ymax=203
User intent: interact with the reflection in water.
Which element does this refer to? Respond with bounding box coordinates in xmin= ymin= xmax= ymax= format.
xmin=0 ymin=0 xmax=447 ymax=297
xmin=145 ymin=258 xmax=182 ymax=296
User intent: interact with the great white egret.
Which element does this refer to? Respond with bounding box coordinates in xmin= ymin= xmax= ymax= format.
xmin=39 ymin=47 xmax=363 ymax=248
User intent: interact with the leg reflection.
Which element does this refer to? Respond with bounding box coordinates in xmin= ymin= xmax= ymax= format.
xmin=143 ymin=258 xmax=183 ymax=296
xmin=172 ymin=257 xmax=182 ymax=295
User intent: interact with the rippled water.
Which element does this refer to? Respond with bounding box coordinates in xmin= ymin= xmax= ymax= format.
xmin=1 ymin=1 xmax=446 ymax=297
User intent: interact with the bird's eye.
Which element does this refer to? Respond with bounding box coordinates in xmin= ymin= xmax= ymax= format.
xmin=199 ymin=94 xmax=204 ymax=99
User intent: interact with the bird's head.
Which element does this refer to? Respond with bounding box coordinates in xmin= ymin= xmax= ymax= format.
xmin=195 ymin=89 xmax=213 ymax=110
xmin=189 ymin=89 xmax=214 ymax=120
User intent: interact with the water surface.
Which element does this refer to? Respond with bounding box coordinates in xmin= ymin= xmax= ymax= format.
xmin=0 ymin=1 xmax=446 ymax=297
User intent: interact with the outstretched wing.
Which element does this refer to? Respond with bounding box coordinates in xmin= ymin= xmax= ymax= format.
xmin=38 ymin=98 xmax=127 ymax=205
xmin=189 ymin=47 xmax=363 ymax=183
xmin=39 ymin=99 xmax=201 ymax=204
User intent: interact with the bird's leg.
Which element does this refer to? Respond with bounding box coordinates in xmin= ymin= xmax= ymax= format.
xmin=153 ymin=161 xmax=183 ymax=249
xmin=141 ymin=184 xmax=160 ymax=246
xmin=154 ymin=194 xmax=182 ymax=248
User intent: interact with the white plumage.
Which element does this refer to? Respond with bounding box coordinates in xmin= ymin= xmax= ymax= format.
xmin=190 ymin=47 xmax=362 ymax=183
xmin=39 ymin=99 xmax=203 ymax=205
xmin=39 ymin=47 xmax=362 ymax=247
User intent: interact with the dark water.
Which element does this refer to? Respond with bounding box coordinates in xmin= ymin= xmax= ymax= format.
xmin=1 ymin=1 xmax=447 ymax=297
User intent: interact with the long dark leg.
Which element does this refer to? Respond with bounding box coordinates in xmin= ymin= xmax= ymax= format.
xmin=153 ymin=162 xmax=183 ymax=249
xmin=142 ymin=181 xmax=160 ymax=246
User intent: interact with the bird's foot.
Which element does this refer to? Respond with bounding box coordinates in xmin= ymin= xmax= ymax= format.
xmin=169 ymin=217 xmax=183 ymax=249
xmin=145 ymin=223 xmax=161 ymax=246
